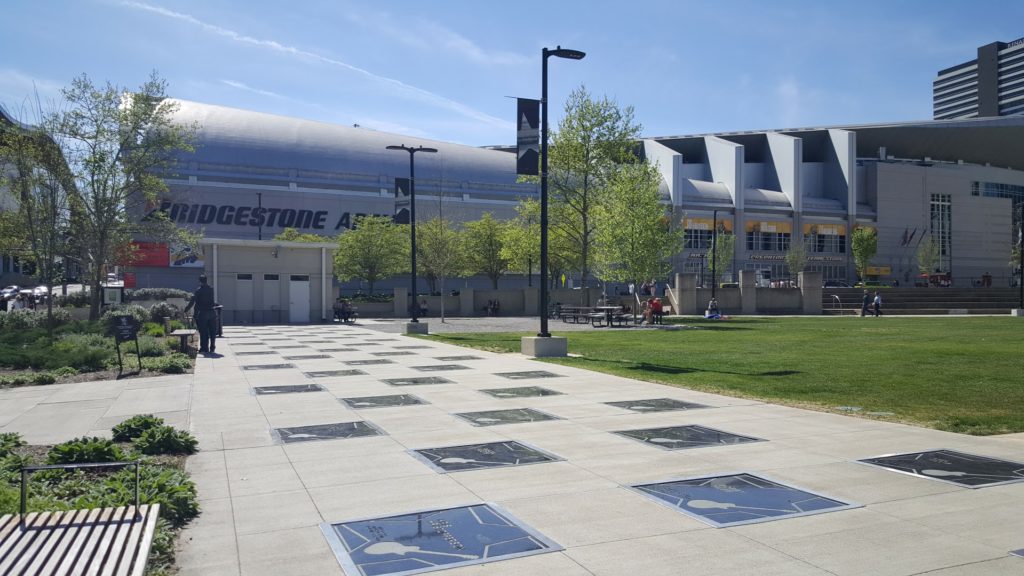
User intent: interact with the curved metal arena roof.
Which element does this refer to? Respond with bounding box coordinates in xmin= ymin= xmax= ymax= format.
xmin=167 ymin=99 xmax=522 ymax=186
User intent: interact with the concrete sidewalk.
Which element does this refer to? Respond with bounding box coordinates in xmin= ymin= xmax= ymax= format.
xmin=2 ymin=320 xmax=1022 ymax=575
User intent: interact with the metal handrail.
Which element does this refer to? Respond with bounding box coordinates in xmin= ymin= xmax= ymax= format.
xmin=19 ymin=460 xmax=142 ymax=528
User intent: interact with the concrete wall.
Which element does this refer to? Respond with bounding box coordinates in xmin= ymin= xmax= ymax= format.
xmin=767 ymin=133 xmax=802 ymax=213
xmin=706 ymin=136 xmax=745 ymax=210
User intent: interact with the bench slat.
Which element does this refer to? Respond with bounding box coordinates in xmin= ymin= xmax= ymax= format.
xmin=32 ymin=508 xmax=94 ymax=576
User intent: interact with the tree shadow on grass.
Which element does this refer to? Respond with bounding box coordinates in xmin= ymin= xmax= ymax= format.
xmin=565 ymin=357 xmax=802 ymax=378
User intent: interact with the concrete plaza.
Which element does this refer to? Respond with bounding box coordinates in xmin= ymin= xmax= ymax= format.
xmin=1 ymin=318 xmax=1022 ymax=575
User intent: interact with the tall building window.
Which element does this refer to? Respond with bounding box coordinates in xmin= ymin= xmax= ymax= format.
xmin=930 ymin=194 xmax=952 ymax=271
xmin=803 ymin=224 xmax=846 ymax=254
xmin=745 ymin=230 xmax=791 ymax=252
xmin=685 ymin=229 xmax=713 ymax=250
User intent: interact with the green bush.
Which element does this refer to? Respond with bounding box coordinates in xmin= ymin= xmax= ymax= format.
xmin=51 ymin=333 xmax=114 ymax=372
xmin=142 ymin=322 xmax=166 ymax=337
xmin=148 ymin=301 xmax=181 ymax=323
xmin=100 ymin=304 xmax=149 ymax=334
xmin=112 ymin=415 xmax=165 ymax=442
xmin=137 ymin=335 xmax=169 ymax=358
xmin=0 ymin=308 xmax=72 ymax=331
xmin=134 ymin=426 xmax=198 ymax=455
xmin=31 ymin=372 xmax=56 ymax=385
xmin=140 ymin=353 xmax=192 ymax=374
xmin=126 ymin=288 xmax=190 ymax=301
xmin=0 ymin=432 xmax=25 ymax=457
xmin=167 ymin=319 xmax=185 ymax=331
xmin=92 ymin=465 xmax=199 ymax=527
xmin=51 ymin=366 xmax=79 ymax=378
xmin=0 ymin=374 xmax=32 ymax=387
xmin=54 ymin=290 xmax=91 ymax=307
xmin=46 ymin=437 xmax=127 ymax=465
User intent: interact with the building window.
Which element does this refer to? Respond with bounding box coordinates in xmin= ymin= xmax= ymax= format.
xmin=746 ymin=231 xmax=791 ymax=252
xmin=685 ymin=229 xmax=713 ymax=250
xmin=237 ymin=273 xmax=253 ymax=280
xmin=264 ymin=274 xmax=279 ymax=280
xmin=930 ymin=194 xmax=952 ymax=272
xmin=290 ymin=275 xmax=309 ymax=282
xmin=804 ymin=230 xmax=846 ymax=254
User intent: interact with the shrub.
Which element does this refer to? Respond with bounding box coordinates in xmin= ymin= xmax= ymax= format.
xmin=51 ymin=333 xmax=114 ymax=372
xmin=53 ymin=291 xmax=91 ymax=307
xmin=100 ymin=304 xmax=150 ymax=333
xmin=92 ymin=466 xmax=199 ymax=527
xmin=112 ymin=415 xmax=165 ymax=442
xmin=0 ymin=308 xmax=72 ymax=331
xmin=51 ymin=366 xmax=79 ymax=378
xmin=134 ymin=426 xmax=198 ymax=455
xmin=136 ymin=335 xmax=169 ymax=358
xmin=0 ymin=374 xmax=32 ymax=387
xmin=142 ymin=322 xmax=166 ymax=337
xmin=46 ymin=437 xmax=126 ymax=465
xmin=148 ymin=301 xmax=181 ymax=323
xmin=167 ymin=320 xmax=185 ymax=332
xmin=126 ymin=288 xmax=190 ymax=302
xmin=31 ymin=372 xmax=56 ymax=385
xmin=0 ymin=432 xmax=25 ymax=457
xmin=140 ymin=353 xmax=192 ymax=374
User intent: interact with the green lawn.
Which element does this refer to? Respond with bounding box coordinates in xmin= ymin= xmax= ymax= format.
xmin=426 ymin=317 xmax=1024 ymax=435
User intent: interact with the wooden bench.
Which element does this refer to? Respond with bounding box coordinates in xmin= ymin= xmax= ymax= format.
xmin=0 ymin=505 xmax=160 ymax=576
xmin=0 ymin=461 xmax=159 ymax=576
xmin=169 ymin=329 xmax=197 ymax=353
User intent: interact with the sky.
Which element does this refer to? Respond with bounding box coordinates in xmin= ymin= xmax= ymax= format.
xmin=2 ymin=0 xmax=1023 ymax=146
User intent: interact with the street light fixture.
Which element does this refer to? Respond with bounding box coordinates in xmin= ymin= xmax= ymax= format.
xmin=539 ymin=45 xmax=585 ymax=338
xmin=386 ymin=144 xmax=437 ymax=323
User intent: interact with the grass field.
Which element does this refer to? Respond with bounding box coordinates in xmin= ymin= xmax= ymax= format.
xmin=426 ymin=317 xmax=1024 ymax=435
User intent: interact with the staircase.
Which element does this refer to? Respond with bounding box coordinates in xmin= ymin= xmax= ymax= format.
xmin=822 ymin=288 xmax=1020 ymax=315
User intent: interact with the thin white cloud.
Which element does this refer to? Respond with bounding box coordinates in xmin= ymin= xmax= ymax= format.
xmin=220 ymin=79 xmax=286 ymax=100
xmin=121 ymin=1 xmax=513 ymax=130
xmin=345 ymin=11 xmax=528 ymax=66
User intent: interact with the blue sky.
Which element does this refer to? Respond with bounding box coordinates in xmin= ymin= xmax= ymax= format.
xmin=2 ymin=0 xmax=1023 ymax=145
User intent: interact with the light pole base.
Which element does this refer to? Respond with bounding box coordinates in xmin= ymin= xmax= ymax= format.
xmin=1011 ymin=309 xmax=1024 ymax=317
xmin=406 ymin=322 xmax=429 ymax=335
xmin=521 ymin=336 xmax=567 ymax=358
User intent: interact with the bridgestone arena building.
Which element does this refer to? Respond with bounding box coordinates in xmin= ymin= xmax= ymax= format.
xmin=130 ymin=99 xmax=1024 ymax=291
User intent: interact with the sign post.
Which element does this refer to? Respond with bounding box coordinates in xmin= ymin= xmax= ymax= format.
xmin=112 ymin=315 xmax=142 ymax=373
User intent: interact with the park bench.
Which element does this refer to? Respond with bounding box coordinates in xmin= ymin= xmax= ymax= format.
xmin=0 ymin=461 xmax=160 ymax=576
xmin=169 ymin=329 xmax=197 ymax=353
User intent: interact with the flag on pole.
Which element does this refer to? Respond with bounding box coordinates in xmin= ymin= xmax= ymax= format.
xmin=900 ymin=227 xmax=909 ymax=246
xmin=516 ymin=98 xmax=540 ymax=175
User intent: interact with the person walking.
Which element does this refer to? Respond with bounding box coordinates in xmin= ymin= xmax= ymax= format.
xmin=873 ymin=291 xmax=883 ymax=317
xmin=183 ymin=274 xmax=217 ymax=354
xmin=861 ymin=290 xmax=871 ymax=317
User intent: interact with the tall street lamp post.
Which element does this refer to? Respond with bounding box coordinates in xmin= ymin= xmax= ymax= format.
xmin=539 ymin=45 xmax=585 ymax=337
xmin=386 ymin=144 xmax=437 ymax=323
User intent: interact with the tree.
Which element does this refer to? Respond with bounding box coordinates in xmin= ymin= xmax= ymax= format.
xmin=416 ymin=216 xmax=464 ymax=321
xmin=499 ymin=198 xmax=540 ymax=286
xmin=784 ymin=237 xmax=810 ymax=283
xmin=274 ymin=227 xmax=334 ymax=243
xmin=851 ymin=227 xmax=878 ymax=282
xmin=594 ymin=162 xmax=682 ymax=287
xmin=917 ymin=234 xmax=940 ymax=276
xmin=44 ymin=72 xmax=198 ymax=320
xmin=333 ymin=215 xmax=408 ymax=294
xmin=707 ymin=231 xmax=735 ymax=286
xmin=0 ymin=104 xmax=73 ymax=334
xmin=463 ymin=212 xmax=508 ymax=289
xmin=549 ymin=86 xmax=643 ymax=286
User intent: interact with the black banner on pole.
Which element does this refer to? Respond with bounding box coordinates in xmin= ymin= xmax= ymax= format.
xmin=394 ymin=177 xmax=410 ymax=225
xmin=516 ymin=98 xmax=540 ymax=175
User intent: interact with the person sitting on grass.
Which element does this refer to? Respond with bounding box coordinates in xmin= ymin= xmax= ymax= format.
xmin=705 ymin=297 xmax=722 ymax=319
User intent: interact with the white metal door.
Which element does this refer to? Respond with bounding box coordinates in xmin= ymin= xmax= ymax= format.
xmin=288 ymin=275 xmax=310 ymax=323
xmin=235 ymin=274 xmax=254 ymax=323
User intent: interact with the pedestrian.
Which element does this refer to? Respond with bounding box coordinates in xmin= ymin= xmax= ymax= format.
xmin=183 ymin=274 xmax=217 ymax=354
xmin=873 ymin=291 xmax=882 ymax=317
xmin=861 ymin=290 xmax=870 ymax=317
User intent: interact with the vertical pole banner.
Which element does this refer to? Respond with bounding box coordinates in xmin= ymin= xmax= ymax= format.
xmin=394 ymin=177 xmax=411 ymax=225
xmin=516 ymin=98 xmax=540 ymax=175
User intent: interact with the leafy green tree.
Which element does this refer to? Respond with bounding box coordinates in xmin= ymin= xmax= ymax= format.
xmin=273 ymin=227 xmax=334 ymax=243
xmin=416 ymin=216 xmax=464 ymax=320
xmin=707 ymin=231 xmax=735 ymax=285
xmin=917 ymin=234 xmax=940 ymax=276
xmin=852 ymin=226 xmax=878 ymax=282
xmin=463 ymin=212 xmax=508 ymax=289
xmin=784 ymin=237 xmax=810 ymax=282
xmin=0 ymin=108 xmax=72 ymax=334
xmin=594 ymin=163 xmax=682 ymax=287
xmin=499 ymin=198 xmax=540 ymax=286
xmin=333 ymin=215 xmax=408 ymax=294
xmin=549 ymin=86 xmax=643 ymax=286
xmin=44 ymin=72 xmax=198 ymax=319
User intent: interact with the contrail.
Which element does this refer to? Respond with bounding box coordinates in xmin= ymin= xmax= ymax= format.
xmin=122 ymin=1 xmax=513 ymax=130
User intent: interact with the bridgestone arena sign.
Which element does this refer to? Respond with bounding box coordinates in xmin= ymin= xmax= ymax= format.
xmin=146 ymin=201 xmax=385 ymax=231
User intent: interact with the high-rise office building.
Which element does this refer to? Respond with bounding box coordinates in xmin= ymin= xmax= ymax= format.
xmin=934 ymin=38 xmax=1024 ymax=120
